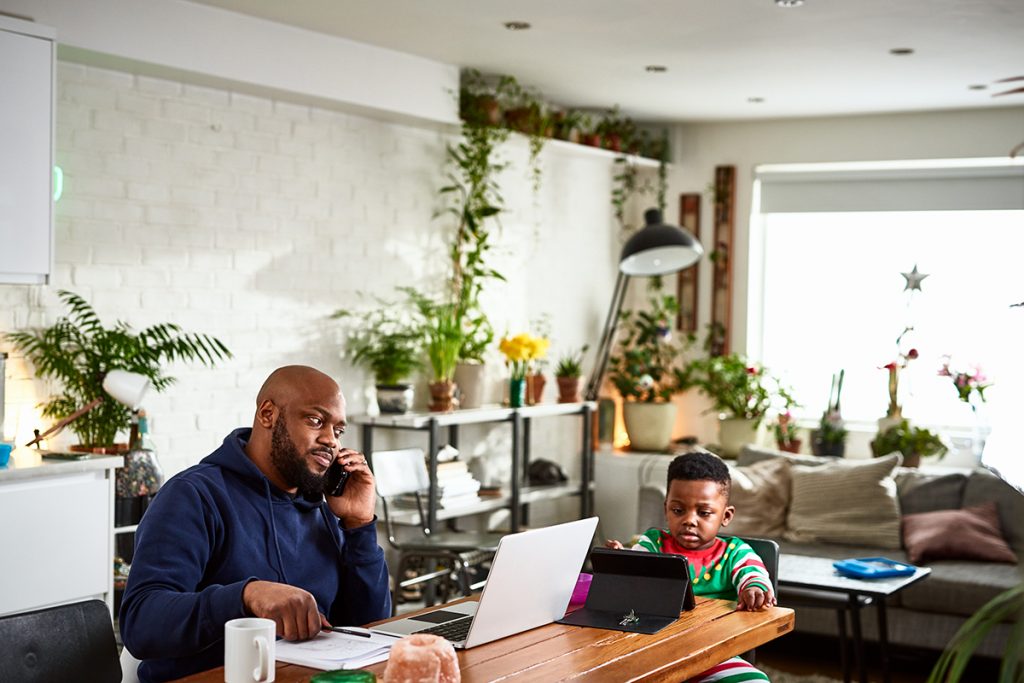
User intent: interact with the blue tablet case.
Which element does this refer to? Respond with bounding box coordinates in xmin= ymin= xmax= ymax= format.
xmin=557 ymin=548 xmax=694 ymax=635
xmin=833 ymin=557 xmax=917 ymax=579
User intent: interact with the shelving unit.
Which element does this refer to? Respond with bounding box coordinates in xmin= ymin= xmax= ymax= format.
xmin=354 ymin=401 xmax=596 ymax=533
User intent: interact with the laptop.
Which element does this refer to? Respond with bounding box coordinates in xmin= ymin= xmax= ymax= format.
xmin=372 ymin=517 xmax=599 ymax=648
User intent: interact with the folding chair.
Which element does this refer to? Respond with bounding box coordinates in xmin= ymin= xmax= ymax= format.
xmin=371 ymin=448 xmax=505 ymax=611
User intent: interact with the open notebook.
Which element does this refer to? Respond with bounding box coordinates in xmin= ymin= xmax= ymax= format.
xmin=275 ymin=630 xmax=396 ymax=670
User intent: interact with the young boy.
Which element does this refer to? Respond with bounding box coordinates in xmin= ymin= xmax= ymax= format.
xmin=606 ymin=451 xmax=775 ymax=682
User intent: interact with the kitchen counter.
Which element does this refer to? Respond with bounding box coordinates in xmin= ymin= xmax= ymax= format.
xmin=0 ymin=451 xmax=122 ymax=482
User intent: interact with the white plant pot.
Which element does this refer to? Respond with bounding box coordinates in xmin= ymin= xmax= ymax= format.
xmin=717 ymin=416 xmax=761 ymax=457
xmin=453 ymin=362 xmax=486 ymax=409
xmin=623 ymin=402 xmax=677 ymax=452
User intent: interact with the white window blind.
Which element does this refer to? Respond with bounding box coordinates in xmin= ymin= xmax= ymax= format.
xmin=757 ymin=159 xmax=1024 ymax=213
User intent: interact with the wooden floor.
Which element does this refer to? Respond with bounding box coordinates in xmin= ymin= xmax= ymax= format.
xmin=758 ymin=632 xmax=1003 ymax=683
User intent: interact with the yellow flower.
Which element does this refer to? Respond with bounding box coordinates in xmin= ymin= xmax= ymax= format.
xmin=526 ymin=336 xmax=550 ymax=361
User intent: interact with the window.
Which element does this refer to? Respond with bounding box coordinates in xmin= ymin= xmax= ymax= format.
xmin=752 ymin=159 xmax=1024 ymax=431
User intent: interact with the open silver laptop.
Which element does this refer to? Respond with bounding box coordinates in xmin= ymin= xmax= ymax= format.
xmin=372 ymin=517 xmax=598 ymax=648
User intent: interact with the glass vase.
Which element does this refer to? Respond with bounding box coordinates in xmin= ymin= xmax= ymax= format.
xmin=969 ymin=396 xmax=990 ymax=459
xmin=509 ymin=378 xmax=526 ymax=408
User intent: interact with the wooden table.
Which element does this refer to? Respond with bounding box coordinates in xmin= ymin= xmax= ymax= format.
xmin=177 ymin=598 xmax=793 ymax=682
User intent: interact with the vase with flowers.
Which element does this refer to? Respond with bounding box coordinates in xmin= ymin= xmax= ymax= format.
xmin=607 ymin=293 xmax=693 ymax=452
xmin=880 ymin=345 xmax=919 ymax=432
xmin=499 ymin=333 xmax=549 ymax=408
xmin=938 ymin=356 xmax=993 ymax=457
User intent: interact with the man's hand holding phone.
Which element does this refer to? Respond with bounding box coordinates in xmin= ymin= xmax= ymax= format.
xmin=325 ymin=448 xmax=376 ymax=529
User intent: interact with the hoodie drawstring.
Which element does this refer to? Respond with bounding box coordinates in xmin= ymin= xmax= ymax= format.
xmin=264 ymin=483 xmax=289 ymax=584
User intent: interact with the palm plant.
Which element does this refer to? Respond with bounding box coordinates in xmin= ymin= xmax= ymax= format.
xmin=928 ymin=583 xmax=1023 ymax=682
xmin=5 ymin=290 xmax=231 ymax=448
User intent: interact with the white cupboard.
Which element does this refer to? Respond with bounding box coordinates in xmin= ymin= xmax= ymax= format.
xmin=0 ymin=15 xmax=54 ymax=284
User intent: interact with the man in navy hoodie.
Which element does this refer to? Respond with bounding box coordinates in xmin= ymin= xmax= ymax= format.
xmin=120 ymin=365 xmax=391 ymax=682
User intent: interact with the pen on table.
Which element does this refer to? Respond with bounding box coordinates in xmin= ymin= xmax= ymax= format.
xmin=327 ymin=626 xmax=372 ymax=638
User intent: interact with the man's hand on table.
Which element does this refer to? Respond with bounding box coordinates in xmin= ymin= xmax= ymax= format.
xmin=243 ymin=580 xmax=331 ymax=640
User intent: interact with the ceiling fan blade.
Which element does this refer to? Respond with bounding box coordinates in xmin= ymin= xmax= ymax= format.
xmin=994 ymin=76 xmax=1024 ymax=83
xmin=993 ymin=86 xmax=1024 ymax=97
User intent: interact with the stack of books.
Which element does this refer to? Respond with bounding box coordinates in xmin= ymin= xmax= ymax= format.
xmin=434 ymin=459 xmax=482 ymax=509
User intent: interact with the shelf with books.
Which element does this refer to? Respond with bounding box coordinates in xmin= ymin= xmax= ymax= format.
xmin=354 ymin=402 xmax=595 ymax=533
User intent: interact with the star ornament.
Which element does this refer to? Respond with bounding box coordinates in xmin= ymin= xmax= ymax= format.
xmin=901 ymin=265 xmax=929 ymax=292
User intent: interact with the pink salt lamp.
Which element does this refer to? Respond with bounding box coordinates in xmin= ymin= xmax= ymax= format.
xmin=383 ymin=633 xmax=460 ymax=683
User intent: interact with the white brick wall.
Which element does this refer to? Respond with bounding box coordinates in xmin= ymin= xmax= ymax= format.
xmin=0 ymin=63 xmax=623 ymax=485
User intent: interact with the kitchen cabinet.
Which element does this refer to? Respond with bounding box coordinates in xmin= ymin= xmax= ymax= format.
xmin=355 ymin=402 xmax=595 ymax=533
xmin=0 ymin=16 xmax=54 ymax=285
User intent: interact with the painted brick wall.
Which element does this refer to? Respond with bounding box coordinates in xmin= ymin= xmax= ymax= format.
xmin=0 ymin=62 xmax=624 ymax=485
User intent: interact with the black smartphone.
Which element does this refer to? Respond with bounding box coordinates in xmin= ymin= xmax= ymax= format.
xmin=324 ymin=460 xmax=350 ymax=497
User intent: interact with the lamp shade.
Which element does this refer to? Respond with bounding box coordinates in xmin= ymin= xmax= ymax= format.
xmin=102 ymin=370 xmax=151 ymax=409
xmin=619 ymin=209 xmax=704 ymax=276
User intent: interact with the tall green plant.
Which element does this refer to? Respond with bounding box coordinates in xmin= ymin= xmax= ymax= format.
xmin=6 ymin=290 xmax=231 ymax=447
xmin=402 ymin=288 xmax=462 ymax=382
xmin=439 ymin=104 xmax=509 ymax=362
xmin=928 ymin=583 xmax=1023 ymax=683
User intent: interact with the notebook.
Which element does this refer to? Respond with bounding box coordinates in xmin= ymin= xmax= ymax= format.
xmin=372 ymin=516 xmax=599 ymax=648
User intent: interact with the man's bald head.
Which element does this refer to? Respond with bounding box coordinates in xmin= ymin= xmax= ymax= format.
xmin=246 ymin=366 xmax=348 ymax=495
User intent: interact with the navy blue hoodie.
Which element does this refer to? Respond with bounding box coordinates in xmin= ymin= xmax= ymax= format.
xmin=120 ymin=428 xmax=391 ymax=682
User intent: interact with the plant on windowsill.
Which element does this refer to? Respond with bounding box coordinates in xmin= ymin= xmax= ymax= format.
xmin=773 ymin=412 xmax=801 ymax=453
xmin=5 ymin=290 xmax=231 ymax=451
xmin=403 ymin=289 xmax=463 ymax=413
xmin=812 ymin=370 xmax=848 ymax=457
xmin=870 ymin=419 xmax=949 ymax=468
xmin=332 ymin=303 xmax=422 ymax=415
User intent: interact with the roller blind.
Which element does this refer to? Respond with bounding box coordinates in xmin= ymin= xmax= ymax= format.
xmin=757 ymin=160 xmax=1024 ymax=213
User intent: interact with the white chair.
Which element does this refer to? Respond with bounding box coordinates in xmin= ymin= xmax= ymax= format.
xmin=119 ymin=646 xmax=141 ymax=683
xmin=372 ymin=448 xmax=504 ymax=610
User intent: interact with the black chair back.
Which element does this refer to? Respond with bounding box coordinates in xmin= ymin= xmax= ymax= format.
xmin=0 ymin=600 xmax=121 ymax=683
xmin=741 ymin=537 xmax=780 ymax=595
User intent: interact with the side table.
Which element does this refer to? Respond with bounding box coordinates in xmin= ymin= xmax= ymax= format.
xmin=779 ymin=554 xmax=931 ymax=683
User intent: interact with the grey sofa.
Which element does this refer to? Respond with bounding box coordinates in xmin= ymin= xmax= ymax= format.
xmin=636 ymin=447 xmax=1024 ymax=657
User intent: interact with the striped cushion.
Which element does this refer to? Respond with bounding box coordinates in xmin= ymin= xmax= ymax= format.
xmin=785 ymin=454 xmax=903 ymax=549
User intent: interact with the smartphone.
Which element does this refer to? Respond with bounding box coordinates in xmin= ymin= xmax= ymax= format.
xmin=324 ymin=460 xmax=350 ymax=497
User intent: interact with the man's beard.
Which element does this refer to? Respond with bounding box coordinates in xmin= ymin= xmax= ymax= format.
xmin=270 ymin=415 xmax=326 ymax=498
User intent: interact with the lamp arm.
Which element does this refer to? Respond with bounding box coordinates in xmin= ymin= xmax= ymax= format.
xmin=585 ymin=271 xmax=630 ymax=401
xmin=24 ymin=397 xmax=104 ymax=448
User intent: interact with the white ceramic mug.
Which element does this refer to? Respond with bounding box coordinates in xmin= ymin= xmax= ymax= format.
xmin=224 ymin=618 xmax=275 ymax=683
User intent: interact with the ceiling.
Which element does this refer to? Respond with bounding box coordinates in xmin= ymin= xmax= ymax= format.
xmin=187 ymin=0 xmax=1024 ymax=122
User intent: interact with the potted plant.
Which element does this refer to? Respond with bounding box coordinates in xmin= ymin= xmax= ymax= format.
xmin=595 ymin=105 xmax=638 ymax=153
xmin=870 ymin=419 xmax=949 ymax=468
xmin=554 ymin=345 xmax=589 ymax=403
xmin=404 ymin=290 xmax=462 ymax=412
xmin=332 ymin=305 xmax=422 ymax=414
xmin=774 ymin=412 xmax=801 ymax=453
xmin=5 ymin=290 xmax=230 ymax=451
xmin=499 ymin=332 xmax=549 ymax=408
xmin=811 ymin=370 xmax=847 ymax=456
xmin=607 ymin=293 xmax=693 ymax=452
xmin=685 ymin=350 xmax=794 ymax=457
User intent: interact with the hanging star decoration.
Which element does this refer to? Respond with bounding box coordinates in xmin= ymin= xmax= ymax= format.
xmin=901 ymin=265 xmax=929 ymax=292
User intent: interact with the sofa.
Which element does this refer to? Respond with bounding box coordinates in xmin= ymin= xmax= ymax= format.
xmin=636 ymin=446 xmax=1024 ymax=657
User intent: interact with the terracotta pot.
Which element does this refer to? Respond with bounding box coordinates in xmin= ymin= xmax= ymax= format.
xmin=527 ymin=373 xmax=546 ymax=405
xmin=556 ymin=376 xmax=582 ymax=403
xmin=428 ymin=380 xmax=458 ymax=412
xmin=70 ymin=443 xmax=129 ymax=454
xmin=623 ymin=402 xmax=677 ymax=452
xmin=777 ymin=439 xmax=802 ymax=454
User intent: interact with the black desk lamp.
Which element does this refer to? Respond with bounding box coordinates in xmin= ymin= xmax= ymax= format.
xmin=585 ymin=208 xmax=704 ymax=401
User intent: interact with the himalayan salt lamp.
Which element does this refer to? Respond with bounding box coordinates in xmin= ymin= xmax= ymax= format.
xmin=383 ymin=634 xmax=460 ymax=683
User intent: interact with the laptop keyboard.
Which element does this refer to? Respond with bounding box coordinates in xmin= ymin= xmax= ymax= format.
xmin=414 ymin=615 xmax=473 ymax=642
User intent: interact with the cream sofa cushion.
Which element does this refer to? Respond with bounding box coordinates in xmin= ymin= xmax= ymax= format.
xmin=726 ymin=457 xmax=791 ymax=538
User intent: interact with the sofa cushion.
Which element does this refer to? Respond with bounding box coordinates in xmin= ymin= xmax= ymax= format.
xmin=962 ymin=467 xmax=1024 ymax=553
xmin=726 ymin=457 xmax=791 ymax=538
xmin=895 ymin=468 xmax=968 ymax=514
xmin=899 ymin=558 xmax=1022 ymax=618
xmin=902 ymin=502 xmax=1018 ymax=565
xmin=785 ymin=454 xmax=902 ymax=549
xmin=737 ymin=445 xmax=835 ymax=468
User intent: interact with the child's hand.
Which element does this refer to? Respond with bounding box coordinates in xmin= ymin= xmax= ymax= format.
xmin=737 ymin=587 xmax=775 ymax=611
xmin=604 ymin=539 xmax=624 ymax=550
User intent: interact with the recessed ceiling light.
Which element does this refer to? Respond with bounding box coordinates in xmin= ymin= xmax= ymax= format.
xmin=889 ymin=48 xmax=914 ymax=55
xmin=969 ymin=84 xmax=988 ymax=90
xmin=645 ymin=65 xmax=667 ymax=73
xmin=748 ymin=97 xmax=765 ymax=103
xmin=775 ymin=0 xmax=804 ymax=7
xmin=503 ymin=21 xmax=531 ymax=31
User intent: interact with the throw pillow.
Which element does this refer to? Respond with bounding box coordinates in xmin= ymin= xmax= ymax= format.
xmin=726 ymin=457 xmax=791 ymax=538
xmin=895 ymin=469 xmax=968 ymax=515
xmin=902 ymin=501 xmax=1018 ymax=565
xmin=785 ymin=454 xmax=902 ymax=549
